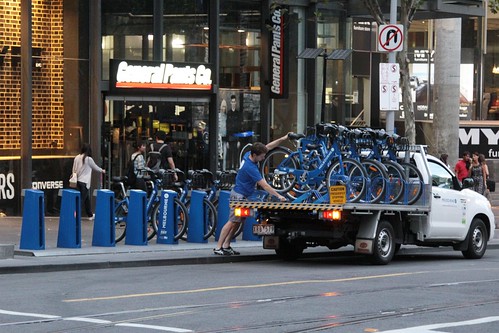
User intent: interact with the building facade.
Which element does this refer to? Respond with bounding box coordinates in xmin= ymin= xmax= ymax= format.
xmin=0 ymin=0 xmax=494 ymax=215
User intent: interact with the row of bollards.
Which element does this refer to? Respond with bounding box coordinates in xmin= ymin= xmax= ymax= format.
xmin=19 ymin=188 xmax=260 ymax=251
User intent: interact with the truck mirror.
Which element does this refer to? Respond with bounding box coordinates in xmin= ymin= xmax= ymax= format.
xmin=461 ymin=177 xmax=474 ymax=189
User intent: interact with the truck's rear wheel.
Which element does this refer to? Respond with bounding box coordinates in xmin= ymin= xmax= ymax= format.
xmin=462 ymin=218 xmax=488 ymax=259
xmin=371 ymin=221 xmax=395 ymax=265
xmin=275 ymin=239 xmax=304 ymax=261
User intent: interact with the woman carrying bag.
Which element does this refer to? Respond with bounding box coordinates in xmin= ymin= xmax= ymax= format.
xmin=71 ymin=143 xmax=105 ymax=220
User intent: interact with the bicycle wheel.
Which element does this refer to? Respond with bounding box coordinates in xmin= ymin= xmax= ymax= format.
xmin=202 ymin=198 xmax=218 ymax=240
xmin=233 ymin=220 xmax=244 ymax=238
xmin=326 ymin=157 xmax=367 ymax=203
xmin=239 ymin=143 xmax=253 ymax=165
xmin=399 ymin=162 xmax=424 ymax=205
xmin=114 ymin=199 xmax=128 ymax=243
xmin=260 ymin=147 xmax=298 ymax=194
xmin=382 ymin=160 xmax=405 ymax=204
xmin=361 ymin=159 xmax=388 ymax=204
xmin=151 ymin=198 xmax=189 ymax=241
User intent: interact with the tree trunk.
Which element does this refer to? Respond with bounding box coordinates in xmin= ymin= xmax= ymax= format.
xmin=431 ymin=18 xmax=461 ymax=166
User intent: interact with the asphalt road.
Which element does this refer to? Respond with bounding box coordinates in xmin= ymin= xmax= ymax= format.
xmin=0 ymin=245 xmax=498 ymax=333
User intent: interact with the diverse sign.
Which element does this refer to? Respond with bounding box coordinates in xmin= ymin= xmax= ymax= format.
xmin=379 ymin=63 xmax=400 ymax=111
xmin=110 ymin=59 xmax=212 ymax=92
xmin=269 ymin=5 xmax=288 ymax=99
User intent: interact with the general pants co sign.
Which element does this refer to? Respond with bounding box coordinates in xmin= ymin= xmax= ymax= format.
xmin=269 ymin=5 xmax=289 ymax=99
xmin=459 ymin=126 xmax=499 ymax=160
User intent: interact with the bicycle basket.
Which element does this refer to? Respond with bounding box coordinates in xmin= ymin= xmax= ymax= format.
xmin=162 ymin=171 xmax=175 ymax=187
xmin=191 ymin=172 xmax=208 ymax=189
xmin=219 ymin=171 xmax=236 ymax=190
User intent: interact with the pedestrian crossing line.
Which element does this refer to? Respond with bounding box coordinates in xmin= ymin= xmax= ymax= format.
xmin=116 ymin=322 xmax=193 ymax=332
xmin=0 ymin=309 xmax=60 ymax=319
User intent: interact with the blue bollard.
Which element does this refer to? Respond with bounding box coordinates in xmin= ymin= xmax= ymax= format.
xmin=242 ymin=216 xmax=261 ymax=241
xmin=57 ymin=189 xmax=81 ymax=248
xmin=125 ymin=190 xmax=147 ymax=246
xmin=216 ymin=190 xmax=231 ymax=241
xmin=156 ymin=190 xmax=178 ymax=244
xmin=187 ymin=190 xmax=208 ymax=243
xmin=20 ymin=189 xmax=45 ymax=250
xmin=92 ymin=189 xmax=115 ymax=247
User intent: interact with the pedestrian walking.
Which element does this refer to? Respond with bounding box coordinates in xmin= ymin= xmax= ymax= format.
xmin=72 ymin=143 xmax=105 ymax=220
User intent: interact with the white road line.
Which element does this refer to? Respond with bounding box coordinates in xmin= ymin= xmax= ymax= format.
xmin=64 ymin=317 xmax=112 ymax=324
xmin=116 ymin=322 xmax=193 ymax=332
xmin=0 ymin=309 xmax=60 ymax=319
xmin=379 ymin=316 xmax=499 ymax=333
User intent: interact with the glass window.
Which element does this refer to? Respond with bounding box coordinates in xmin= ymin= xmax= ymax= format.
xmin=428 ymin=160 xmax=454 ymax=189
xmin=220 ymin=1 xmax=261 ymax=89
xmin=102 ymin=0 xmax=208 ymax=80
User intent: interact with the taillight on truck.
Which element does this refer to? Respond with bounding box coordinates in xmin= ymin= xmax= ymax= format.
xmin=319 ymin=210 xmax=341 ymax=221
xmin=235 ymin=207 xmax=254 ymax=217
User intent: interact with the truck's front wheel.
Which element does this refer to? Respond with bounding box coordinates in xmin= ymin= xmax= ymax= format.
xmin=462 ymin=218 xmax=488 ymax=259
xmin=275 ymin=238 xmax=304 ymax=261
xmin=371 ymin=221 xmax=395 ymax=265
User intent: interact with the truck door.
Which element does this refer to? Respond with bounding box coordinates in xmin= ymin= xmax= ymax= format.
xmin=426 ymin=160 xmax=468 ymax=238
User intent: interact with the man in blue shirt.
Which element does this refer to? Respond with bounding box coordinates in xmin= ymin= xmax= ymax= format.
xmin=214 ymin=133 xmax=289 ymax=255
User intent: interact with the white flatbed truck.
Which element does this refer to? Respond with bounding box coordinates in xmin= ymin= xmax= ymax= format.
xmin=231 ymin=146 xmax=495 ymax=264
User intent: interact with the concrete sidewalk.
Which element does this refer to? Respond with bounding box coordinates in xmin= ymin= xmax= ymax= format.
xmin=0 ymin=216 xmax=273 ymax=274
xmin=0 ymin=216 xmax=498 ymax=275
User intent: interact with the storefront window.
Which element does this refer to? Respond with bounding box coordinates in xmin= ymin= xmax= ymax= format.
xmin=102 ymin=0 xmax=208 ymax=80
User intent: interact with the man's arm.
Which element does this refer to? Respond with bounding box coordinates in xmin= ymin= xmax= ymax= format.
xmin=257 ymin=178 xmax=286 ymax=201
xmin=265 ymin=133 xmax=290 ymax=151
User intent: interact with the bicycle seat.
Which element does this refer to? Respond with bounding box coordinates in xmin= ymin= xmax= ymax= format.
xmin=112 ymin=176 xmax=127 ymax=183
xmin=288 ymin=132 xmax=305 ymax=141
xmin=305 ymin=143 xmax=322 ymax=151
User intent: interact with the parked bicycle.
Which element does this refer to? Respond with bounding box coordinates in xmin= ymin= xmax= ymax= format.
xmin=113 ymin=168 xmax=189 ymax=243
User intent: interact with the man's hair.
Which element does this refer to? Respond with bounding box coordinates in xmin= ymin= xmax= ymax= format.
xmin=462 ymin=151 xmax=470 ymax=157
xmin=155 ymin=130 xmax=167 ymax=141
xmin=250 ymin=142 xmax=268 ymax=156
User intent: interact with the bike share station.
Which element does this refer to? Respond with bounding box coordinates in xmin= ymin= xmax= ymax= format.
xmin=18 ymin=186 xmax=260 ymax=252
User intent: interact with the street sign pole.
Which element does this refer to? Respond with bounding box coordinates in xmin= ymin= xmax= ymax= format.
xmin=386 ymin=0 xmax=397 ymax=135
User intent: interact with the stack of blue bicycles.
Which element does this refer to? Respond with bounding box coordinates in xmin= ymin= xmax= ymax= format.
xmin=259 ymin=123 xmax=424 ymax=205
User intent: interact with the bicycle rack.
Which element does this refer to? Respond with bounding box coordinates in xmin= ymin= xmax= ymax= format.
xmin=20 ymin=189 xmax=45 ymax=250
xmin=57 ymin=189 xmax=81 ymax=249
xmin=92 ymin=189 xmax=115 ymax=247
xmin=156 ymin=190 xmax=178 ymax=245
xmin=187 ymin=190 xmax=208 ymax=243
xmin=125 ymin=190 xmax=148 ymax=246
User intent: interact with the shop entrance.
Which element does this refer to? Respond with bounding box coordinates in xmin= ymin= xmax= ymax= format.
xmin=103 ymin=97 xmax=210 ymax=180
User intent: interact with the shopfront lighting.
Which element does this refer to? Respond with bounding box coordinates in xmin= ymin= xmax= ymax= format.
xmin=493 ymin=65 xmax=499 ymax=74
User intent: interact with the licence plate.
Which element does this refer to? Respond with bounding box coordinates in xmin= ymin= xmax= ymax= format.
xmin=252 ymin=224 xmax=275 ymax=235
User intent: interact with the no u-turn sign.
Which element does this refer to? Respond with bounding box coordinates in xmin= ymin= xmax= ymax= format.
xmin=378 ymin=24 xmax=404 ymax=52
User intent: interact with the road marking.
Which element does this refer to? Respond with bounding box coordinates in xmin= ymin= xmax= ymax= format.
xmin=0 ymin=309 xmax=60 ymax=319
xmin=116 ymin=323 xmax=193 ymax=332
xmin=64 ymin=317 xmax=112 ymax=324
xmin=379 ymin=316 xmax=499 ymax=333
xmin=64 ymin=272 xmax=427 ymax=302
xmin=0 ymin=308 xmax=192 ymax=332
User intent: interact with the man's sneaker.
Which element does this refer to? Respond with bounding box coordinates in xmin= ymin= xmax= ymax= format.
xmin=213 ymin=248 xmax=229 ymax=255
xmin=223 ymin=247 xmax=240 ymax=255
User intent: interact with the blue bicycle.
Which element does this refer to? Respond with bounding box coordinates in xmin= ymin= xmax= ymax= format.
xmin=113 ymin=168 xmax=189 ymax=243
